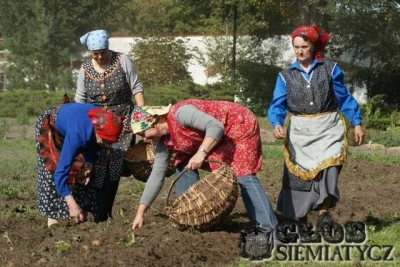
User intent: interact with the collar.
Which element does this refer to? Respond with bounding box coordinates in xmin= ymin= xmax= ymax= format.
xmin=289 ymin=59 xmax=324 ymax=74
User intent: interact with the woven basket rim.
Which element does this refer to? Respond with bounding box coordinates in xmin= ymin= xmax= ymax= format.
xmin=165 ymin=159 xmax=238 ymax=228
xmin=165 ymin=159 xmax=231 ymax=207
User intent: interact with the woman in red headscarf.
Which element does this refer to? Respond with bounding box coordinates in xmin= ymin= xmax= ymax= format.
xmin=35 ymin=103 xmax=123 ymax=227
xmin=267 ymin=26 xmax=365 ymax=229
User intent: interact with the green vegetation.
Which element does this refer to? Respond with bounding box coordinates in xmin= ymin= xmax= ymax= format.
xmin=370 ymin=127 xmax=400 ymax=148
xmin=0 ymin=139 xmax=37 ymax=198
xmin=0 ymin=90 xmax=72 ymax=118
xmin=348 ymin=151 xmax=400 ymax=166
xmin=54 ymin=240 xmax=72 ymax=254
xmin=131 ymin=37 xmax=192 ymax=88
xmin=1 ymin=1 xmax=399 ymax=109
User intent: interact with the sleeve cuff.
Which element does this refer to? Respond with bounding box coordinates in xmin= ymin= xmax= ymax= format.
xmin=351 ymin=119 xmax=362 ymax=127
xmin=271 ymin=122 xmax=282 ymax=128
xmin=59 ymin=189 xmax=71 ymax=198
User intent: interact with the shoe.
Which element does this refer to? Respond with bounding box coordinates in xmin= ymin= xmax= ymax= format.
xmin=316 ymin=212 xmax=333 ymax=231
xmin=239 ymin=223 xmax=274 ymax=262
xmin=47 ymin=218 xmax=59 ymax=228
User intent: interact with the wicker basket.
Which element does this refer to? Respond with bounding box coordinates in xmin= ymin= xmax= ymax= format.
xmin=165 ymin=159 xmax=239 ymax=230
xmin=124 ymin=140 xmax=176 ymax=182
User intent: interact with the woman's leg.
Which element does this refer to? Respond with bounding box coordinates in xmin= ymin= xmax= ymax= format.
xmin=237 ymin=175 xmax=278 ymax=231
xmin=94 ymin=177 xmax=120 ymax=222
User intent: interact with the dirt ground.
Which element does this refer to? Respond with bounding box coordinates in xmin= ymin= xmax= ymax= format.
xmin=0 ymin=127 xmax=399 ymax=266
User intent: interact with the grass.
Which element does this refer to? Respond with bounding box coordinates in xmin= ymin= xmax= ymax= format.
xmin=348 ymin=151 xmax=400 ymax=166
xmin=0 ymin=139 xmax=37 ymax=199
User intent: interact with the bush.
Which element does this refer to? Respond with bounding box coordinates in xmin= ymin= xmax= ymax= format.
xmin=0 ymin=90 xmax=75 ymax=118
xmin=359 ymin=94 xmax=399 ymax=130
xmin=130 ymin=37 xmax=192 ymax=88
xmin=145 ymin=81 xmax=235 ymax=106
xmin=16 ymin=113 xmax=29 ymax=125
xmin=0 ymin=119 xmax=9 ymax=140
xmin=371 ymin=127 xmax=400 ymax=147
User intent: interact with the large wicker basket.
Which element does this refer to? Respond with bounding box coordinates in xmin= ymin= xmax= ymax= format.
xmin=124 ymin=140 xmax=175 ymax=182
xmin=165 ymin=159 xmax=239 ymax=230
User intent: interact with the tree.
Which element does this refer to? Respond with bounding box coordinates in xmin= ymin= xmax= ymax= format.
xmin=321 ymin=0 xmax=400 ymax=108
xmin=0 ymin=0 xmax=126 ymax=90
xmin=0 ymin=0 xmax=84 ymax=89
xmin=169 ymin=0 xmax=298 ymax=37
xmin=114 ymin=0 xmax=175 ymax=35
xmin=130 ymin=36 xmax=192 ymax=88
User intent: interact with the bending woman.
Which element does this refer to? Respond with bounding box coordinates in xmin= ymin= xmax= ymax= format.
xmin=129 ymin=100 xmax=278 ymax=234
xmin=36 ymin=103 xmax=123 ymax=227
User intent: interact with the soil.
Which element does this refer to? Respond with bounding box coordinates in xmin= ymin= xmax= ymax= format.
xmin=1 ymin=126 xmax=399 ymax=267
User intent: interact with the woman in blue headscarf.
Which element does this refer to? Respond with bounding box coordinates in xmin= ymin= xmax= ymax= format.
xmin=75 ymin=29 xmax=144 ymax=222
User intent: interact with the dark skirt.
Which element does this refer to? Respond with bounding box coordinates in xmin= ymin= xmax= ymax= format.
xmin=277 ymin=165 xmax=341 ymax=219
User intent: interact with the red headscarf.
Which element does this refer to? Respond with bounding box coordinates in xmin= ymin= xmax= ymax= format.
xmin=291 ymin=26 xmax=330 ymax=61
xmin=87 ymin=109 xmax=123 ymax=142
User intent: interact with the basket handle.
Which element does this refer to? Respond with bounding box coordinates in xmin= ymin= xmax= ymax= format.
xmin=165 ymin=159 xmax=226 ymax=207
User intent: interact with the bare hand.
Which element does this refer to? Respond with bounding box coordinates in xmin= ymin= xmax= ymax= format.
xmin=83 ymin=169 xmax=91 ymax=186
xmin=132 ymin=215 xmax=144 ymax=230
xmin=65 ymin=196 xmax=86 ymax=224
xmin=185 ymin=152 xmax=206 ymax=170
xmin=273 ymin=125 xmax=286 ymax=139
xmin=354 ymin=125 xmax=365 ymax=145
xmin=69 ymin=204 xmax=85 ymax=224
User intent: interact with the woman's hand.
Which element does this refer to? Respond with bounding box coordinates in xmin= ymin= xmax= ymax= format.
xmin=185 ymin=151 xmax=207 ymax=170
xmin=65 ymin=195 xmax=86 ymax=224
xmin=354 ymin=125 xmax=365 ymax=145
xmin=273 ymin=125 xmax=286 ymax=139
xmin=132 ymin=214 xmax=144 ymax=230
xmin=83 ymin=168 xmax=91 ymax=186
xmin=132 ymin=204 xmax=148 ymax=230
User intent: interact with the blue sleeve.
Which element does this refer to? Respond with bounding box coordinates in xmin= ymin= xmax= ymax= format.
xmin=267 ymin=74 xmax=287 ymax=128
xmin=332 ymin=64 xmax=362 ymax=126
xmin=54 ymin=132 xmax=85 ymax=198
xmin=82 ymin=135 xmax=96 ymax=163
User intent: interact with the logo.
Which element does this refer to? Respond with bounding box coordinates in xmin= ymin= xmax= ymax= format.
xmin=271 ymin=221 xmax=395 ymax=262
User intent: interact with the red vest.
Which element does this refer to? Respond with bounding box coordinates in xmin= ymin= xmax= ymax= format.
xmin=164 ymin=99 xmax=262 ymax=177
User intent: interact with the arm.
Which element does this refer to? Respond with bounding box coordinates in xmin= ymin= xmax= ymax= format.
xmin=331 ymin=64 xmax=362 ymax=126
xmin=54 ymin=132 xmax=87 ymax=222
xmin=134 ymin=92 xmax=144 ymax=107
xmin=176 ymin=105 xmax=223 ymax=169
xmin=332 ymin=64 xmax=364 ymax=144
xmin=54 ymin=133 xmax=82 ymax=198
xmin=132 ymin=140 xmax=170 ymax=229
xmin=267 ymin=74 xmax=287 ymax=139
xmin=120 ymin=54 xmax=144 ymax=106
xmin=74 ymin=67 xmax=87 ymax=103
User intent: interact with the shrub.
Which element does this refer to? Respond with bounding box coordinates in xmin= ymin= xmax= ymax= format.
xmin=0 ymin=119 xmax=9 ymax=140
xmin=371 ymin=127 xmax=400 ymax=147
xmin=0 ymin=90 xmax=75 ymax=118
xmin=16 ymin=113 xmax=29 ymax=125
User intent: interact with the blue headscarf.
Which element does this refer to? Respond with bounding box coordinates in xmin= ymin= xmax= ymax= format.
xmin=80 ymin=29 xmax=109 ymax=51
